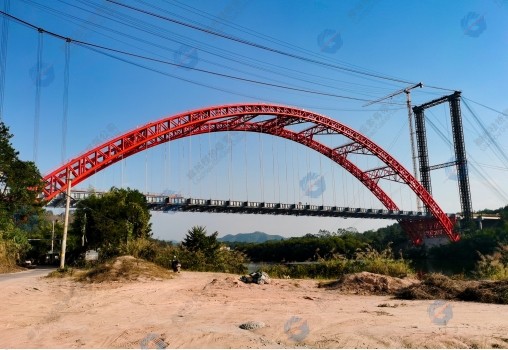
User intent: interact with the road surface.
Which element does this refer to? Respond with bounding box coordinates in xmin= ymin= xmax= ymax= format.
xmin=0 ymin=267 xmax=55 ymax=282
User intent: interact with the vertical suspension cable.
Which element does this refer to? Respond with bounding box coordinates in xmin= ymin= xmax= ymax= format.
xmin=271 ymin=136 xmax=276 ymax=202
xmin=259 ymin=129 xmax=264 ymax=202
xmin=214 ymin=133 xmax=218 ymax=199
xmin=61 ymin=39 xmax=70 ymax=163
xmin=305 ymin=142 xmax=310 ymax=204
xmin=331 ymin=156 xmax=336 ymax=206
xmin=198 ymin=134 xmax=202 ymax=198
xmin=319 ymin=154 xmax=324 ymax=206
xmin=296 ymin=141 xmax=301 ymax=204
xmin=167 ymin=132 xmax=171 ymax=192
xmin=244 ymin=132 xmax=248 ymax=201
xmin=163 ymin=140 xmax=167 ymax=189
xmin=0 ymin=0 xmax=10 ymax=122
xmin=188 ymin=134 xmax=191 ymax=197
xmin=179 ymin=140 xmax=182 ymax=196
xmin=207 ymin=124 xmax=212 ymax=199
xmin=342 ymin=163 xmax=347 ymax=207
xmin=121 ymin=154 xmax=124 ymax=187
xmin=291 ymin=141 xmax=296 ymax=203
xmin=284 ymin=140 xmax=289 ymax=203
xmin=228 ymin=126 xmax=232 ymax=199
xmin=145 ymin=151 xmax=148 ymax=193
xmin=33 ymin=29 xmax=43 ymax=162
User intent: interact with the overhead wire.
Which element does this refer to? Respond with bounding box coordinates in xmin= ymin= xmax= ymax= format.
xmin=33 ymin=28 xmax=43 ymax=163
xmin=17 ymin=1 xmax=417 ymax=109
xmin=61 ymin=39 xmax=70 ymax=163
xmin=50 ymin=0 xmax=406 ymax=98
xmin=0 ymin=0 xmax=9 ymax=122
xmin=152 ymin=0 xmax=417 ymax=88
xmin=106 ymin=0 xmax=424 ymax=85
xmin=425 ymin=116 xmax=508 ymax=203
xmin=462 ymin=96 xmax=508 ymax=117
xmin=0 ymin=9 xmax=384 ymax=103
xmin=462 ymin=98 xmax=508 ymax=167
xmin=35 ymin=0 xmax=388 ymax=99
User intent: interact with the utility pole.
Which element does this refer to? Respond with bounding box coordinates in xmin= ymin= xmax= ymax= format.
xmin=60 ymin=178 xmax=72 ymax=270
xmin=363 ymin=82 xmax=423 ymax=209
xmin=51 ymin=219 xmax=56 ymax=253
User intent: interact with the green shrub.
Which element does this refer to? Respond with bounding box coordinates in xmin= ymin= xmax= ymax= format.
xmin=474 ymin=245 xmax=508 ymax=280
xmin=121 ymin=238 xmax=248 ymax=275
xmin=262 ymin=246 xmax=413 ymax=279
xmin=120 ymin=238 xmax=158 ymax=261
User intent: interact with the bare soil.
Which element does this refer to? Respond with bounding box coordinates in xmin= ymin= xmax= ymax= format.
xmin=1 ymin=268 xmax=508 ymax=348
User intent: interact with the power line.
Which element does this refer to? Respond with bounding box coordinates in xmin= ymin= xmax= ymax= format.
xmin=0 ymin=0 xmax=9 ymax=122
xmin=105 ymin=0 xmax=418 ymax=85
xmin=462 ymin=96 xmax=508 ymax=116
xmin=62 ymin=39 xmax=70 ymax=163
xmin=1 ymin=10 xmax=388 ymax=103
xmin=27 ymin=0 xmax=443 ymax=102
xmin=425 ymin=116 xmax=508 ymax=204
xmin=33 ymin=28 xmax=43 ymax=163
xmin=462 ymin=98 xmax=508 ymax=168
xmin=56 ymin=0 xmax=404 ymax=96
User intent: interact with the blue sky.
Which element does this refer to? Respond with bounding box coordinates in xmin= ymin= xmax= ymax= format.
xmin=1 ymin=0 xmax=508 ymax=241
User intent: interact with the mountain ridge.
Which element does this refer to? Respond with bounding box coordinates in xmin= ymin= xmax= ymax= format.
xmin=219 ymin=231 xmax=284 ymax=243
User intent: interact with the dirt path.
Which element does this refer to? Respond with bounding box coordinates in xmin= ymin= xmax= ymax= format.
xmin=1 ymin=270 xmax=507 ymax=348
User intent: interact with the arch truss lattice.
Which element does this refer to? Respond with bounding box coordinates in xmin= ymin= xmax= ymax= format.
xmin=42 ymin=103 xmax=460 ymax=244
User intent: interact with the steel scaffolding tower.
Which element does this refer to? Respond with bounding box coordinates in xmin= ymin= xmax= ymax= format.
xmin=412 ymin=91 xmax=472 ymax=222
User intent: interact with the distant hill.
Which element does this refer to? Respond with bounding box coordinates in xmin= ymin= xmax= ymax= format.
xmin=219 ymin=231 xmax=284 ymax=243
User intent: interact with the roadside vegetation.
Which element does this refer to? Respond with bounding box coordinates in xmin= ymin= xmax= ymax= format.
xmin=260 ymin=246 xmax=413 ymax=279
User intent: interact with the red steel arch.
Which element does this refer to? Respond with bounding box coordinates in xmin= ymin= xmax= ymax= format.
xmin=42 ymin=103 xmax=460 ymax=244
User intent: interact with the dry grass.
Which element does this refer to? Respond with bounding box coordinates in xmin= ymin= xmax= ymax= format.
xmin=319 ymin=271 xmax=417 ymax=295
xmin=77 ymin=255 xmax=174 ymax=283
xmin=0 ymin=241 xmax=22 ymax=273
xmin=45 ymin=268 xmax=86 ymax=279
xmin=396 ymin=273 xmax=508 ymax=304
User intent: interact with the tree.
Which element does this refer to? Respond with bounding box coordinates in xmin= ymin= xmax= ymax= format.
xmin=0 ymin=121 xmax=44 ymax=267
xmin=182 ymin=226 xmax=220 ymax=255
xmin=71 ymin=187 xmax=152 ymax=257
xmin=0 ymin=122 xmax=43 ymax=219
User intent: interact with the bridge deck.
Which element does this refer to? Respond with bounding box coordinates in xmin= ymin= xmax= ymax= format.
xmin=149 ymin=198 xmax=433 ymax=220
xmin=45 ymin=191 xmax=435 ymax=220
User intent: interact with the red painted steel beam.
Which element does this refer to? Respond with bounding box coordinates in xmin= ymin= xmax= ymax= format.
xmin=364 ymin=166 xmax=403 ymax=183
xmin=334 ymin=142 xmax=370 ymax=156
xmin=41 ymin=103 xmax=460 ymax=243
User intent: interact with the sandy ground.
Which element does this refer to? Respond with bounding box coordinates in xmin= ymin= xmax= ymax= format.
xmin=1 ymin=270 xmax=508 ymax=349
